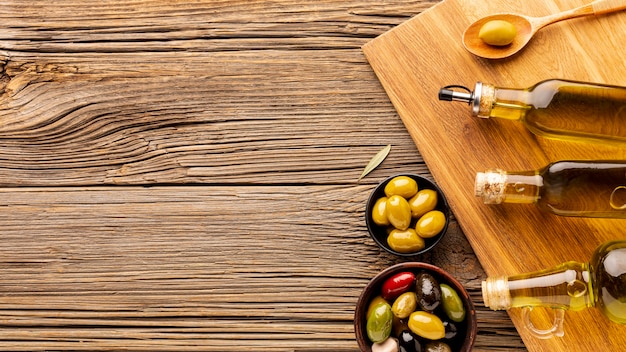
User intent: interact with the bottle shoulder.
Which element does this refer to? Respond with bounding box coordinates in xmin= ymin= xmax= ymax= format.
xmin=592 ymin=241 xmax=626 ymax=268
xmin=590 ymin=241 xmax=626 ymax=323
xmin=526 ymin=80 xmax=562 ymax=108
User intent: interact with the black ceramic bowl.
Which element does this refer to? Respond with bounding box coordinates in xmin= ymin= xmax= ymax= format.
xmin=354 ymin=262 xmax=477 ymax=352
xmin=365 ymin=173 xmax=450 ymax=257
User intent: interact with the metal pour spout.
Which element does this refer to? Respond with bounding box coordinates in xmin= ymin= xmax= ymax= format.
xmin=438 ymin=87 xmax=473 ymax=103
xmin=438 ymin=82 xmax=483 ymax=116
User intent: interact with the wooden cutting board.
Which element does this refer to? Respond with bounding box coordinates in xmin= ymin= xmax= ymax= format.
xmin=363 ymin=0 xmax=626 ymax=351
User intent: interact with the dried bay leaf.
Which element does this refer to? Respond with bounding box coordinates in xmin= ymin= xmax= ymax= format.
xmin=358 ymin=144 xmax=391 ymax=180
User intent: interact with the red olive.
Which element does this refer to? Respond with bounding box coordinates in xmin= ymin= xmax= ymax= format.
xmin=381 ymin=271 xmax=416 ymax=301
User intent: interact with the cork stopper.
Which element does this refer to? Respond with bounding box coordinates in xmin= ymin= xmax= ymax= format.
xmin=474 ymin=169 xmax=507 ymax=204
xmin=477 ymin=83 xmax=495 ymax=118
xmin=482 ymin=276 xmax=511 ymax=311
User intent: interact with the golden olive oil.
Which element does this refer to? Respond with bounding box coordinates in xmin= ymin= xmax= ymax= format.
xmin=439 ymin=79 xmax=626 ymax=145
xmin=483 ymin=240 xmax=626 ymax=325
xmin=475 ymin=160 xmax=626 ymax=218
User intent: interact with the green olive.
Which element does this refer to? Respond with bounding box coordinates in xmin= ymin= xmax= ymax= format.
xmin=366 ymin=301 xmax=393 ymax=343
xmin=415 ymin=210 xmax=446 ymax=238
xmin=372 ymin=197 xmax=390 ymax=226
xmin=387 ymin=228 xmax=425 ymax=253
xmin=367 ymin=295 xmax=389 ymax=320
xmin=408 ymin=311 xmax=445 ymax=340
xmin=478 ymin=20 xmax=517 ymax=46
xmin=408 ymin=189 xmax=438 ymax=218
xmin=386 ymin=195 xmax=412 ymax=230
xmin=391 ymin=291 xmax=418 ymax=319
xmin=384 ymin=176 xmax=418 ymax=198
xmin=440 ymin=283 xmax=466 ymax=323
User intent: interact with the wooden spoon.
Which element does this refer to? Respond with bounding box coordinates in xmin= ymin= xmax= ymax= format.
xmin=463 ymin=0 xmax=626 ymax=59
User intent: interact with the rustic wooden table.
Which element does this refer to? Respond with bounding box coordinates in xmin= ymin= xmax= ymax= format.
xmin=0 ymin=1 xmax=527 ymax=351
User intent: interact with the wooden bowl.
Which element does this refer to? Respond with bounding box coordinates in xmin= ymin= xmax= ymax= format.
xmin=365 ymin=173 xmax=450 ymax=257
xmin=354 ymin=262 xmax=477 ymax=351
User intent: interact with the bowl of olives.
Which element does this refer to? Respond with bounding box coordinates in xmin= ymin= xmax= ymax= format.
xmin=354 ymin=262 xmax=477 ymax=352
xmin=365 ymin=174 xmax=450 ymax=257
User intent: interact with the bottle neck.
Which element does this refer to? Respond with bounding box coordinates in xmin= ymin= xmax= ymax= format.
xmin=438 ymin=82 xmax=530 ymax=120
xmin=474 ymin=169 xmax=542 ymax=204
xmin=477 ymin=84 xmax=530 ymax=120
xmin=482 ymin=261 xmax=594 ymax=312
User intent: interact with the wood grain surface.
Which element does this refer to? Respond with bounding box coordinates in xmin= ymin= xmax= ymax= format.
xmin=0 ymin=1 xmax=525 ymax=351
xmin=363 ymin=0 xmax=626 ymax=351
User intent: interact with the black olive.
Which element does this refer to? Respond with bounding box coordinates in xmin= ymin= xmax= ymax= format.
xmin=398 ymin=329 xmax=423 ymax=352
xmin=442 ymin=319 xmax=458 ymax=340
xmin=415 ymin=272 xmax=442 ymax=312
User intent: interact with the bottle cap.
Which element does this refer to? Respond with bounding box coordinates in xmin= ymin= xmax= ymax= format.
xmin=475 ymin=170 xmax=507 ymax=204
xmin=482 ymin=276 xmax=511 ymax=310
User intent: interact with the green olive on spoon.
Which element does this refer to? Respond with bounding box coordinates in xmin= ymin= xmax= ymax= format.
xmin=462 ymin=0 xmax=626 ymax=59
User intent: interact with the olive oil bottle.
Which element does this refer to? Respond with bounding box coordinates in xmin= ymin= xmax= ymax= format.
xmin=482 ymin=240 xmax=626 ymax=338
xmin=474 ymin=160 xmax=626 ymax=218
xmin=438 ymin=79 xmax=626 ymax=145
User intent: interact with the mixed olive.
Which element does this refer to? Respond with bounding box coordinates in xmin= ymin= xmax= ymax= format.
xmin=371 ymin=176 xmax=446 ymax=254
xmin=365 ymin=270 xmax=467 ymax=352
